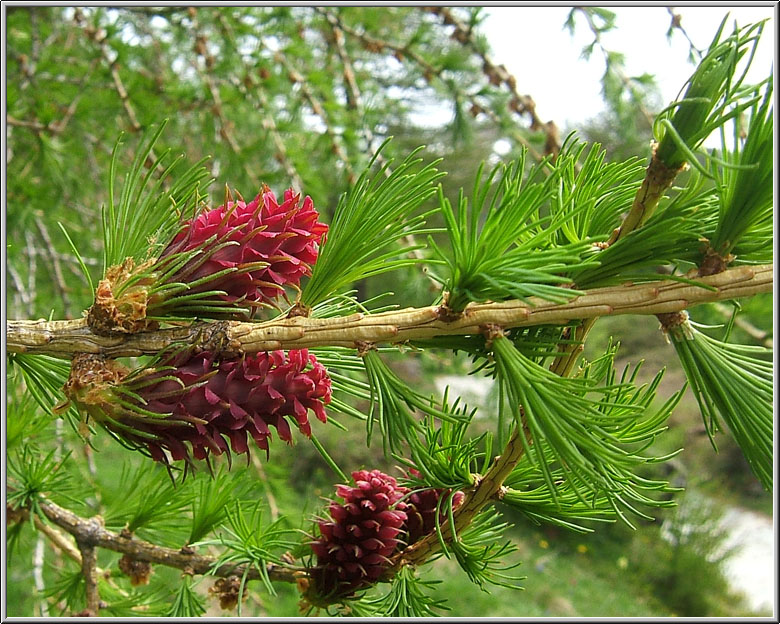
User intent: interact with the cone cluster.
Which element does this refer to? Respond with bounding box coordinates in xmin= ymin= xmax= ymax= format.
xmin=70 ymin=184 xmax=332 ymax=466
xmin=308 ymin=469 xmax=464 ymax=601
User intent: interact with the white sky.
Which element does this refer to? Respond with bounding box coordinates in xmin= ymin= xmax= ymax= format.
xmin=481 ymin=5 xmax=775 ymax=130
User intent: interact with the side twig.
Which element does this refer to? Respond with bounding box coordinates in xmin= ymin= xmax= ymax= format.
xmin=36 ymin=498 xmax=303 ymax=585
xmin=273 ymin=47 xmax=356 ymax=185
xmin=325 ymin=8 xmax=544 ymax=162
xmin=213 ymin=13 xmax=305 ymax=192
xmin=75 ymin=9 xmax=142 ymax=134
xmin=189 ymin=7 xmax=260 ymax=188
xmin=386 ymin=425 xmax=526 ymax=574
xmin=34 ymin=216 xmax=73 ymax=318
xmin=77 ymin=538 xmax=101 ymax=615
xmin=429 ymin=7 xmax=561 ymax=158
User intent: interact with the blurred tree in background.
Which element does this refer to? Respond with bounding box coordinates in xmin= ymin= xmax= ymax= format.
xmin=4 ymin=6 xmax=773 ymax=618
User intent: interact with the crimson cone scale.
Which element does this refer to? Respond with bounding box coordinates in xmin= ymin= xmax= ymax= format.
xmin=404 ymin=469 xmax=466 ymax=546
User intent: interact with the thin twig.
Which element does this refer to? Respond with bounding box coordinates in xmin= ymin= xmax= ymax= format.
xmin=34 ymin=216 xmax=73 ymax=318
xmin=6 ymin=116 xmax=48 ymax=132
xmin=573 ymin=7 xmax=655 ymax=128
xmin=315 ymin=8 xmax=439 ymax=280
xmin=549 ymin=318 xmax=593 ymax=377
xmin=711 ymin=301 xmax=772 ymax=348
xmin=317 ymin=7 xmax=533 ymax=273
xmin=429 ymin=7 xmax=561 ymax=157
xmin=22 ymin=247 xmax=101 ymax=267
xmin=37 ymin=498 xmax=303 ymax=584
xmin=254 ymin=83 xmax=305 ymax=191
xmin=552 ymin=140 xmax=687 ymax=374
xmin=316 ymin=8 xmax=387 ymax=167
xmin=8 ymin=58 xmax=100 ymax=137
xmin=318 ymin=8 xmax=442 ymax=273
xmin=273 ymin=47 xmax=356 ymax=184
xmin=666 ymin=7 xmax=703 ymax=59
xmin=326 ymin=9 xmax=545 ymax=162
xmin=6 ymin=264 xmax=773 ymax=357
xmin=213 ymin=12 xmax=304 ymax=192
xmin=14 ymin=508 xmax=139 ymax=605
xmin=32 ymin=425 xmax=528 ymax=595
xmin=386 ymin=425 xmax=526 ymax=574
xmin=33 ymin=514 xmax=83 ymax=564
xmin=188 ymin=8 xmax=260 ymax=188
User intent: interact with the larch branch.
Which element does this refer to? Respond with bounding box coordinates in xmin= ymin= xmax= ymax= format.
xmin=7 ymin=264 xmax=772 ymax=358
xmin=385 ymin=426 xmax=527 ymax=574
xmin=37 ymin=498 xmax=303 ymax=585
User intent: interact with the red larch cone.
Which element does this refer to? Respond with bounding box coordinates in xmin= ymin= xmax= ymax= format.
xmin=62 ymin=349 xmax=331 ymax=466
xmin=160 ymin=185 xmax=328 ymax=306
xmin=87 ymin=185 xmax=328 ymax=335
xmin=308 ymin=470 xmax=409 ymax=601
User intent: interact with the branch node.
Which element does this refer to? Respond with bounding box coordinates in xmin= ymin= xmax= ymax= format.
xmin=435 ymin=301 xmax=463 ymax=323
xmin=287 ymin=301 xmax=311 ymax=318
xmin=657 ymin=310 xmax=692 ymax=342
xmin=355 ymin=341 xmax=376 ymax=357
xmin=698 ymin=244 xmax=734 ymax=277
xmin=657 ymin=310 xmax=689 ymax=332
xmin=193 ymin=320 xmax=241 ymax=358
xmin=87 ymin=258 xmax=158 ymax=336
xmin=481 ymin=323 xmax=506 ymax=349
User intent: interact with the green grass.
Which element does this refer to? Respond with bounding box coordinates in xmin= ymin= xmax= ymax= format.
xmin=422 ymin=522 xmax=671 ymax=618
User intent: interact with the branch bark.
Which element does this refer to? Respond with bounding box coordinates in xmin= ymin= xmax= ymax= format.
xmin=7 ymin=264 xmax=772 ymax=358
xmin=77 ymin=539 xmax=101 ymax=615
xmin=37 ymin=499 xmax=303 ymax=584
xmin=385 ymin=426 xmax=526 ymax=576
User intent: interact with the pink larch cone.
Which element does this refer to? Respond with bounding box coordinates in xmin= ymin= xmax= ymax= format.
xmin=160 ymin=185 xmax=328 ymax=306
xmin=87 ymin=186 xmax=327 ymax=335
xmin=308 ymin=470 xmax=409 ymax=600
xmin=63 ymin=350 xmax=331 ymax=466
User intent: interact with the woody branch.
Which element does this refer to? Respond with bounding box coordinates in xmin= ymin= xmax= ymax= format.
xmin=31 ymin=498 xmax=303 ymax=584
xmin=7 ymin=264 xmax=772 ymax=358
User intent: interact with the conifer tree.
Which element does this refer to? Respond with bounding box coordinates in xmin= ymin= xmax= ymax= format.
xmin=6 ymin=6 xmax=773 ymax=617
